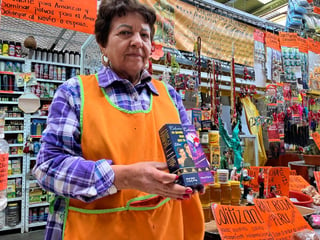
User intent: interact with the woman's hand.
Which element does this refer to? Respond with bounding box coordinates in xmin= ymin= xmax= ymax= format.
xmin=111 ymin=162 xmax=193 ymax=200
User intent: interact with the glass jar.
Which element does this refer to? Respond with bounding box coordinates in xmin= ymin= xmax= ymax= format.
xmin=202 ymin=206 xmax=212 ymax=223
xmin=199 ymin=185 xmax=211 ymax=206
xmin=210 ymin=183 xmax=221 ymax=204
xmin=230 ymin=180 xmax=241 ymax=206
xmin=220 ymin=182 xmax=231 ymax=205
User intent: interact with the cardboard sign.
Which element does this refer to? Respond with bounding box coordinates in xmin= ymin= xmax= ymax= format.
xmin=290 ymin=170 xmax=296 ymax=175
xmin=0 ymin=153 xmax=9 ymax=191
xmin=266 ymin=167 xmax=290 ymax=197
xmin=289 ymin=175 xmax=310 ymax=192
xmin=212 ymin=204 xmax=273 ymax=240
xmin=248 ymin=166 xmax=271 ymax=192
xmin=312 ymin=132 xmax=320 ymax=151
xmin=314 ymin=171 xmax=320 ymax=192
xmin=254 ymin=197 xmax=312 ymax=239
xmin=1 ymin=0 xmax=96 ymax=34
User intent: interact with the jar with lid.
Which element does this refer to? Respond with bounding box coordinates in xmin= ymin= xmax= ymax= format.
xmin=210 ymin=183 xmax=221 ymax=204
xmin=15 ymin=42 xmax=22 ymax=57
xmin=202 ymin=206 xmax=213 ymax=223
xmin=2 ymin=41 xmax=9 ymax=56
xmin=230 ymin=181 xmax=241 ymax=206
xmin=220 ymin=182 xmax=231 ymax=205
xmin=199 ymin=185 xmax=211 ymax=207
xmin=8 ymin=41 xmax=15 ymax=57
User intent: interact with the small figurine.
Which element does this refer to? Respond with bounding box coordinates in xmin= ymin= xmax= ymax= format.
xmin=241 ymin=169 xmax=253 ymax=199
xmin=257 ymin=168 xmax=265 ymax=199
xmin=230 ymin=167 xmax=239 ymax=181
xmin=246 ymin=188 xmax=255 ymax=206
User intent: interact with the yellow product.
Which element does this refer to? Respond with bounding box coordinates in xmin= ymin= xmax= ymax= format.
xmin=210 ymin=183 xmax=221 ymax=204
xmin=199 ymin=185 xmax=211 ymax=205
xmin=220 ymin=182 xmax=231 ymax=205
xmin=208 ymin=130 xmax=219 ymax=147
xmin=202 ymin=206 xmax=213 ymax=223
xmin=230 ymin=180 xmax=241 ymax=206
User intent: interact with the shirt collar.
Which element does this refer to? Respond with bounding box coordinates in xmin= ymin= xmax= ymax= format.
xmin=97 ymin=66 xmax=159 ymax=95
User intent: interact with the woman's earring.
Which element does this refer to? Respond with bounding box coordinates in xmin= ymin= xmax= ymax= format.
xmin=101 ymin=54 xmax=109 ymax=67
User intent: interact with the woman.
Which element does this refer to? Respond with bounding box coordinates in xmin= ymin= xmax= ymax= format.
xmin=32 ymin=0 xmax=204 ymax=239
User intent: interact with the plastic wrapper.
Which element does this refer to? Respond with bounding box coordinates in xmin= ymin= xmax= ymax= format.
xmin=291 ymin=229 xmax=320 ymax=240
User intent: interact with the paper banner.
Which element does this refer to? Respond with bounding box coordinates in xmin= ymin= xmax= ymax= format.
xmin=1 ymin=0 xmax=96 ymax=34
xmin=142 ymin=0 xmax=255 ymax=66
xmin=254 ymin=197 xmax=312 ymax=240
xmin=248 ymin=166 xmax=271 ymax=192
xmin=0 ymin=153 xmax=9 ymax=191
xmin=212 ymin=204 xmax=273 ymax=240
xmin=266 ymin=167 xmax=290 ymax=197
xmin=312 ymin=132 xmax=320 ymax=151
xmin=314 ymin=171 xmax=320 ymax=191
xmin=279 ymin=32 xmax=298 ymax=48
xmin=289 ymin=175 xmax=310 ymax=192
xmin=265 ymin=32 xmax=281 ymax=51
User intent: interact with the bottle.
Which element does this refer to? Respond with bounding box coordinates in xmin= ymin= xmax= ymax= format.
xmin=230 ymin=181 xmax=241 ymax=206
xmin=41 ymin=48 xmax=47 ymax=62
xmin=0 ymin=111 xmax=9 ymax=229
xmin=2 ymin=41 xmax=9 ymax=56
xmin=0 ymin=40 xmax=3 ymax=55
xmin=74 ymin=52 xmax=80 ymax=65
xmin=69 ymin=51 xmax=75 ymax=65
xmin=64 ymin=50 xmax=69 ymax=64
xmin=35 ymin=48 xmax=42 ymax=60
xmin=15 ymin=42 xmax=21 ymax=58
xmin=8 ymin=42 xmax=15 ymax=57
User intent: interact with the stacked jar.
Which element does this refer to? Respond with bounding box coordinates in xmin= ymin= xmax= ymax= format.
xmin=210 ymin=183 xmax=221 ymax=205
xmin=220 ymin=182 xmax=232 ymax=205
xmin=199 ymin=185 xmax=212 ymax=222
xmin=230 ymin=181 xmax=241 ymax=206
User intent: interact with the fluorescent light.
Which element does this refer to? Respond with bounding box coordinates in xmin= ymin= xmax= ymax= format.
xmin=258 ymin=0 xmax=273 ymax=4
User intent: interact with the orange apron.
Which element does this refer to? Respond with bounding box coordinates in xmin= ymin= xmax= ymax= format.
xmin=61 ymin=75 xmax=204 ymax=240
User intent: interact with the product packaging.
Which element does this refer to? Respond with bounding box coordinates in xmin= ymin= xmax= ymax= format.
xmin=159 ymin=124 xmax=213 ymax=190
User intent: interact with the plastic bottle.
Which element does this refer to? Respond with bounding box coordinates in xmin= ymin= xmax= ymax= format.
xmin=8 ymin=42 xmax=15 ymax=57
xmin=64 ymin=50 xmax=69 ymax=64
xmin=15 ymin=42 xmax=22 ymax=58
xmin=74 ymin=52 xmax=80 ymax=65
xmin=2 ymin=41 xmax=9 ymax=56
xmin=0 ymin=111 xmax=9 ymax=229
xmin=69 ymin=51 xmax=75 ymax=65
xmin=0 ymin=40 xmax=3 ymax=55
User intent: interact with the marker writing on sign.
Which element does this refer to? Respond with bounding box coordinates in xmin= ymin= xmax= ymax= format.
xmin=216 ymin=207 xmax=264 ymax=225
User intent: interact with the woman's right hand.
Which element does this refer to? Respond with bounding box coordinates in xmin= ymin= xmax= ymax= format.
xmin=111 ymin=162 xmax=193 ymax=200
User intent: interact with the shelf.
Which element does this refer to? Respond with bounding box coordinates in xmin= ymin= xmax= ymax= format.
xmin=0 ymin=101 xmax=18 ymax=105
xmin=9 ymin=143 xmax=24 ymax=147
xmin=9 ymin=154 xmax=24 ymax=158
xmin=0 ymin=71 xmax=16 ymax=75
xmin=29 ymin=202 xmax=49 ymax=208
xmin=0 ymin=90 xmax=24 ymax=94
xmin=5 ymin=117 xmax=24 ymax=120
xmin=29 ymin=157 xmax=37 ymax=161
xmin=0 ymin=223 xmax=23 ymax=232
xmin=5 ymin=130 xmax=24 ymax=134
xmin=28 ymin=221 xmax=47 ymax=228
xmin=31 ymin=59 xmax=80 ymax=68
xmin=30 ymin=115 xmax=47 ymax=119
xmin=28 ymin=179 xmax=38 ymax=185
xmin=0 ymin=55 xmax=25 ymax=62
xmin=36 ymin=78 xmax=64 ymax=84
xmin=30 ymin=135 xmax=42 ymax=138
xmin=8 ymin=174 xmax=22 ymax=179
xmin=7 ymin=197 xmax=22 ymax=202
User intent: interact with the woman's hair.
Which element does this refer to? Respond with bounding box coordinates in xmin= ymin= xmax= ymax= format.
xmin=95 ymin=0 xmax=156 ymax=47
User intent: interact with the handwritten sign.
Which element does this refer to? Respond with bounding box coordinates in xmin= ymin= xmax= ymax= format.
xmin=248 ymin=166 xmax=271 ymax=192
xmin=289 ymin=175 xmax=310 ymax=192
xmin=15 ymin=72 xmax=37 ymax=87
xmin=1 ymin=0 xmax=96 ymax=34
xmin=290 ymin=170 xmax=296 ymax=175
xmin=0 ymin=153 xmax=9 ymax=191
xmin=314 ymin=171 xmax=320 ymax=191
xmin=212 ymin=204 xmax=272 ymax=240
xmin=266 ymin=167 xmax=290 ymax=197
xmin=254 ymin=197 xmax=312 ymax=240
xmin=265 ymin=32 xmax=281 ymax=51
xmin=312 ymin=132 xmax=320 ymax=151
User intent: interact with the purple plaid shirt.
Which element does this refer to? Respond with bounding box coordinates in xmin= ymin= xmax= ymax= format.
xmin=32 ymin=66 xmax=191 ymax=240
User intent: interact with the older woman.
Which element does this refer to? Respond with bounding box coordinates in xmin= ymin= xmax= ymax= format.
xmin=32 ymin=0 xmax=204 ymax=239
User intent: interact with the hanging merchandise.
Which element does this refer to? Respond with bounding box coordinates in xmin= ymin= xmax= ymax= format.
xmin=253 ymin=29 xmax=267 ymax=88
xmin=297 ymin=37 xmax=309 ymax=89
xmin=265 ymin=32 xmax=283 ymax=83
xmin=307 ymin=38 xmax=320 ymax=92
xmin=279 ymin=32 xmax=302 ymax=88
xmin=230 ymin=43 xmax=238 ymax=130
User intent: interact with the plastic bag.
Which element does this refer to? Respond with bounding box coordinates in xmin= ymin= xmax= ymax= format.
xmin=291 ymin=229 xmax=320 ymax=240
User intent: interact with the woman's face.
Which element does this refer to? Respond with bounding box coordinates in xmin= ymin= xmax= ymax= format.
xmin=101 ymin=12 xmax=152 ymax=84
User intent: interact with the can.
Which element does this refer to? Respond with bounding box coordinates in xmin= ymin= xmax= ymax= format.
xmin=5 ymin=61 xmax=14 ymax=72
xmin=0 ymin=61 xmax=5 ymax=71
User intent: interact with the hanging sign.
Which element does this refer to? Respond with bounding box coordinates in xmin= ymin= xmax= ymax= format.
xmin=0 ymin=153 xmax=9 ymax=191
xmin=1 ymin=0 xmax=96 ymax=34
xmin=289 ymin=175 xmax=310 ymax=192
xmin=141 ymin=0 xmax=255 ymax=66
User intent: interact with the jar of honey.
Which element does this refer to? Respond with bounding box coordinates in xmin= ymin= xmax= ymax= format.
xmin=202 ymin=206 xmax=213 ymax=222
xmin=220 ymin=182 xmax=231 ymax=205
xmin=199 ymin=185 xmax=211 ymax=206
xmin=230 ymin=181 xmax=241 ymax=206
xmin=210 ymin=183 xmax=221 ymax=204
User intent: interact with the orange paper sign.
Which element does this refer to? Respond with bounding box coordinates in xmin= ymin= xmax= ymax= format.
xmin=289 ymin=175 xmax=310 ymax=192
xmin=266 ymin=167 xmax=290 ymax=197
xmin=314 ymin=171 xmax=320 ymax=191
xmin=312 ymin=132 xmax=320 ymax=151
xmin=1 ymin=0 xmax=96 ymax=34
xmin=248 ymin=166 xmax=271 ymax=192
xmin=0 ymin=153 xmax=9 ymax=191
xmin=290 ymin=170 xmax=296 ymax=175
xmin=254 ymin=197 xmax=312 ymax=239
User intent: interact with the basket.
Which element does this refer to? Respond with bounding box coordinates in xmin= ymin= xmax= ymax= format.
xmin=289 ymin=191 xmax=313 ymax=208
